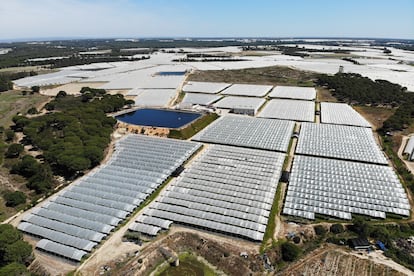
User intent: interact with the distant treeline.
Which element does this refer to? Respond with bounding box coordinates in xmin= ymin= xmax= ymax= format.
xmin=0 ymin=71 xmax=37 ymax=92
xmin=31 ymin=55 xmax=150 ymax=68
xmin=316 ymin=73 xmax=414 ymax=131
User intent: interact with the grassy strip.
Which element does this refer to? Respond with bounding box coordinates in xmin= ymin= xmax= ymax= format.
xmin=153 ymin=252 xmax=216 ymax=276
xmin=168 ymin=113 xmax=218 ymax=140
xmin=260 ymin=182 xmax=283 ymax=253
xmin=382 ymin=135 xmax=414 ymax=196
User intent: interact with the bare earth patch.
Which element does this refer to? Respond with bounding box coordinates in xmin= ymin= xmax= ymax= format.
xmin=353 ymin=106 xmax=395 ymax=130
xmin=188 ymin=66 xmax=316 ymax=87
xmin=281 ymin=244 xmax=410 ymax=276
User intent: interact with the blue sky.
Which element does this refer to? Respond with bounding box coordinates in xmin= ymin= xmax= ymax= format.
xmin=0 ymin=0 xmax=413 ymax=40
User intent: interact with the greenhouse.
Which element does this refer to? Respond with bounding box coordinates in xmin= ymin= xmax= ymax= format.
xmin=133 ymin=145 xmax=285 ymax=241
xmin=192 ymin=115 xmax=295 ymax=152
xmin=18 ymin=135 xmax=201 ymax=261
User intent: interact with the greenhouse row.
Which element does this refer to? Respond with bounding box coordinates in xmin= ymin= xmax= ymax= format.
xmin=320 ymin=102 xmax=372 ymax=127
xmin=132 ymin=145 xmax=285 ymax=241
xmin=192 ymin=115 xmax=295 ymax=152
xmin=258 ymin=99 xmax=315 ymax=122
xmin=268 ymin=86 xmax=316 ymax=101
xmin=182 ymin=81 xmax=231 ymax=94
xmin=282 ymin=156 xmax=410 ymax=220
xmin=296 ymin=123 xmax=388 ymax=164
xmin=18 ymin=135 xmax=201 ymax=261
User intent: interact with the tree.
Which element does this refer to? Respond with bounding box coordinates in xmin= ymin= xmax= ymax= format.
xmin=3 ymin=191 xmax=26 ymax=207
xmin=56 ymin=90 xmax=67 ymax=98
xmin=30 ymin=86 xmax=40 ymax=93
xmin=330 ymin=224 xmax=344 ymax=234
xmin=26 ymin=107 xmax=37 ymax=115
xmin=351 ymin=217 xmax=372 ymax=238
xmin=314 ymin=225 xmax=327 ymax=236
xmin=5 ymin=144 xmax=24 ymax=158
xmin=0 ymin=224 xmax=21 ymax=248
xmin=44 ymin=102 xmax=55 ymax=111
xmin=4 ymin=130 xmax=14 ymax=142
xmin=3 ymin=240 xmax=32 ymax=264
xmin=0 ymin=262 xmax=29 ymax=276
xmin=281 ymin=242 xmax=301 ymax=262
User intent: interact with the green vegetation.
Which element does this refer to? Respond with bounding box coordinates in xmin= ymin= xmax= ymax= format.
xmin=313 ymin=225 xmax=328 ymax=236
xmin=330 ymin=223 xmax=344 ymax=234
xmin=317 ymin=73 xmax=405 ymax=105
xmin=0 ymin=90 xmax=48 ymax=128
xmin=0 ymin=224 xmax=32 ymax=275
xmin=2 ymin=191 xmax=26 ymax=207
xmin=188 ymin=65 xmax=316 ymax=87
xmin=10 ymin=155 xmax=53 ymax=194
xmin=5 ymin=87 xmax=130 ymax=196
xmin=0 ymin=71 xmax=37 ymax=92
xmin=382 ymin=136 xmax=414 ymax=194
xmin=156 ymin=252 xmax=216 ymax=276
xmin=281 ymin=242 xmax=301 ymax=262
xmin=168 ymin=113 xmax=218 ymax=140
xmin=260 ymin=183 xmax=284 ymax=252
xmin=347 ymin=217 xmax=414 ymax=271
xmin=5 ymin=144 xmax=24 ymax=159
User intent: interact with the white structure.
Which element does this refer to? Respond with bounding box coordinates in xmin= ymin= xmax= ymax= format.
xmin=269 ymin=86 xmax=316 ymax=101
xmin=133 ymin=89 xmax=177 ymax=107
xmin=135 ymin=145 xmax=286 ymax=241
xmin=296 ymin=123 xmax=388 ymax=165
xmin=403 ymin=136 xmax=414 ymax=161
xmin=182 ymin=81 xmax=231 ymax=94
xmin=320 ymin=102 xmax=371 ymax=128
xmin=221 ymin=84 xmax=273 ymax=97
xmin=258 ymin=99 xmax=315 ymax=122
xmin=283 ymin=155 xmax=410 ymax=220
xmin=192 ymin=115 xmax=295 ymax=152
xmin=213 ymin=96 xmax=266 ymax=115
xmin=181 ymin=93 xmax=222 ymax=106
xmin=18 ymin=135 xmax=201 ymax=261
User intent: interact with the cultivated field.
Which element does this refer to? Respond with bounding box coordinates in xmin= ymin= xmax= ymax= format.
xmin=187 ymin=66 xmax=317 ymax=87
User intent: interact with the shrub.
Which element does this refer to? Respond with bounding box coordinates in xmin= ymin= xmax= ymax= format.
xmin=5 ymin=144 xmax=24 ymax=158
xmin=314 ymin=225 xmax=327 ymax=236
xmin=5 ymin=130 xmax=14 ymax=142
xmin=330 ymin=224 xmax=344 ymax=234
xmin=3 ymin=191 xmax=26 ymax=207
xmin=26 ymin=107 xmax=37 ymax=115
xmin=293 ymin=236 xmax=301 ymax=244
xmin=281 ymin=242 xmax=301 ymax=262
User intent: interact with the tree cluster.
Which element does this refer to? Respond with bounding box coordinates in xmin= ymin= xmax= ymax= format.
xmin=347 ymin=217 xmax=414 ymax=271
xmin=0 ymin=224 xmax=32 ymax=275
xmin=11 ymin=155 xmax=53 ymax=194
xmin=15 ymin=88 xmax=128 ymax=181
xmin=317 ymin=73 xmax=406 ymax=105
xmin=0 ymin=71 xmax=37 ymax=92
xmin=2 ymin=191 xmax=26 ymax=207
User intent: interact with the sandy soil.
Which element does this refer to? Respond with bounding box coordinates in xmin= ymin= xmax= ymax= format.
xmin=41 ymin=82 xmax=105 ymax=96
xmin=281 ymin=244 xmax=410 ymax=276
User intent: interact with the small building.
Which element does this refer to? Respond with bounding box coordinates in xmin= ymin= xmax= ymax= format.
xmin=349 ymin=238 xmax=370 ymax=250
xmin=403 ymin=136 xmax=414 ymax=161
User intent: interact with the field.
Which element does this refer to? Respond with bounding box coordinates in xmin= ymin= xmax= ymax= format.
xmin=281 ymin=245 xmax=410 ymax=276
xmin=187 ymin=66 xmax=317 ymax=86
xmin=353 ymin=106 xmax=396 ymax=130
xmin=0 ymin=90 xmax=48 ymax=127
xmin=0 ymin=90 xmax=49 ymax=221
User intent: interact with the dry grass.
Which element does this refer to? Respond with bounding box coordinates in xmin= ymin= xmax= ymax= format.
xmin=353 ymin=106 xmax=395 ymax=130
xmin=316 ymin=87 xmax=337 ymax=102
xmin=0 ymin=90 xmax=49 ymax=127
xmin=188 ymin=66 xmax=317 ymax=87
